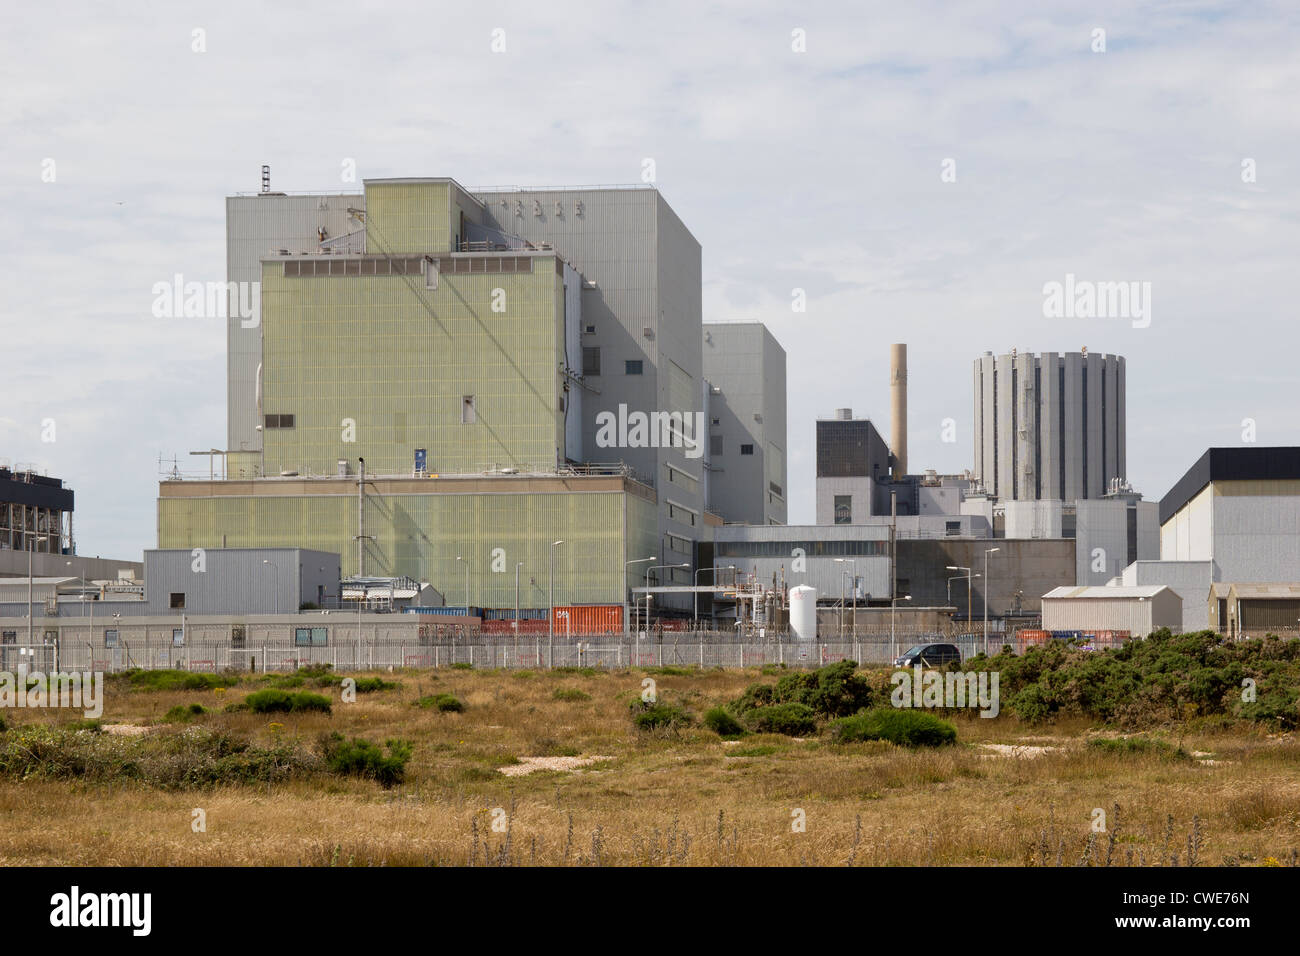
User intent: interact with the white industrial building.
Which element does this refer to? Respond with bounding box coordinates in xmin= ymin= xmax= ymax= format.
xmin=1041 ymin=585 xmax=1182 ymax=635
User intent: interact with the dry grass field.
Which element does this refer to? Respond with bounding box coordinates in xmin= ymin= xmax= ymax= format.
xmin=1 ymin=664 xmax=1297 ymax=866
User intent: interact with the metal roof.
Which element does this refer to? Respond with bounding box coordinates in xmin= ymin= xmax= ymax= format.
xmin=1043 ymin=585 xmax=1171 ymax=600
xmin=1225 ymin=583 xmax=1300 ymax=599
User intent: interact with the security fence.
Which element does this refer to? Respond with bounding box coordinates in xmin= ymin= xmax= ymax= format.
xmin=6 ymin=629 xmax=1089 ymax=674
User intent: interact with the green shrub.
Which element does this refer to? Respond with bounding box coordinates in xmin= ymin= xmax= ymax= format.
xmin=0 ymin=714 xmax=6 ymax=734
xmin=829 ymin=708 xmax=957 ymax=747
xmin=451 ymin=662 xmax=474 ymax=671
xmin=745 ymin=702 xmax=817 ymax=736
xmin=416 ymin=693 xmax=464 ymax=712
xmin=554 ymin=666 xmax=598 ymax=677
xmin=514 ymin=670 xmax=536 ymax=680
xmin=703 ymin=707 xmax=745 ymax=737
xmin=163 ymin=703 xmax=209 ymax=723
xmin=351 ymin=677 xmax=398 ymax=694
xmin=319 ymin=733 xmax=412 ymax=787
xmin=730 ymin=661 xmax=873 ymax=721
xmin=244 ymin=689 xmax=332 ymax=715
xmin=552 ymin=688 xmax=591 ymax=702
xmin=628 ymin=699 xmax=691 ymax=731
xmin=1086 ymin=736 xmax=1189 ymax=760
xmin=121 ymin=669 xmax=237 ymax=692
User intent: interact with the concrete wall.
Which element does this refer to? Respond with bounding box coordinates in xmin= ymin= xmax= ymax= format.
xmin=816 ymin=476 xmax=875 ymax=525
xmin=1120 ymin=560 xmax=1212 ymax=630
xmin=0 ymin=551 xmax=141 ymax=582
xmin=702 ymin=323 xmax=787 ymax=525
xmin=897 ymin=538 xmax=1075 ymax=616
xmin=140 ymin=548 xmax=340 ymax=616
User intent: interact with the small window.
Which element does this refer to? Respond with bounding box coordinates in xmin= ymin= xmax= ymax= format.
xmin=295 ymin=627 xmax=328 ymax=647
xmin=264 ymin=414 xmax=295 ymax=429
xmin=582 ymin=347 xmax=601 ymax=376
xmin=710 ymin=436 xmax=723 ymax=456
xmin=740 ymin=444 xmax=754 ymax=455
xmin=0 ymin=631 xmax=15 ymax=645
xmin=170 ymin=592 xmax=185 ymax=609
xmin=625 ymin=360 xmax=643 ymax=375
xmin=172 ymin=628 xmax=185 ymax=647
xmin=834 ymin=495 xmax=852 ymax=525
xmin=104 ymin=629 xmax=119 ymax=648
xmin=461 ymin=395 xmax=476 ymax=424
xmin=231 ymin=625 xmax=246 ymax=649
xmin=711 ymin=417 xmax=721 ymax=426
xmin=945 ymin=520 xmax=962 ymax=536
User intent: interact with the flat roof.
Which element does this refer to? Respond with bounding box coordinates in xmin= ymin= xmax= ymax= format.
xmin=1160 ymin=447 xmax=1300 ymax=524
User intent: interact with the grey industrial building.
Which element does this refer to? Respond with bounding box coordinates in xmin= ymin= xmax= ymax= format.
xmin=702 ymin=322 xmax=788 ymax=526
xmin=0 ymin=465 xmax=75 ymax=556
xmin=814 ymin=409 xmax=895 ymax=523
xmin=973 ymin=350 xmax=1126 ymax=501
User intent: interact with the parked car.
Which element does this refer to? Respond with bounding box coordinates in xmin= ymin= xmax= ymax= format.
xmin=893 ymin=643 xmax=962 ymax=667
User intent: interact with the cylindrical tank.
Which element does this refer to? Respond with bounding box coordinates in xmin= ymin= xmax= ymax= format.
xmin=789 ymin=586 xmax=818 ymax=641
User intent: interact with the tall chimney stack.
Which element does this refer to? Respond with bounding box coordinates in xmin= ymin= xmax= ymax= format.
xmin=890 ymin=343 xmax=907 ymax=478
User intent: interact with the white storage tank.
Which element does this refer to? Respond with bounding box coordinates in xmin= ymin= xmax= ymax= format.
xmin=789 ymin=586 xmax=818 ymax=641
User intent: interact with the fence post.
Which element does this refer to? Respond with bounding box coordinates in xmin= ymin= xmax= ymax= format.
xmin=699 ymin=638 xmax=703 ymax=669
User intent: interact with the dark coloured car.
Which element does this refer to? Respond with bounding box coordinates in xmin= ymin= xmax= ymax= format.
xmin=893 ymin=643 xmax=962 ymax=667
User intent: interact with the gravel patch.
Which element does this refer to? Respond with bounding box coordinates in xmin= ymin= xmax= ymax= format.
xmin=498 ymin=755 xmax=613 ymax=776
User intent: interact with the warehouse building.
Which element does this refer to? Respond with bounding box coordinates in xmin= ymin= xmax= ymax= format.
xmin=973 ymin=349 xmax=1126 ymax=501
xmin=1041 ymin=585 xmax=1181 ymax=635
xmin=1210 ymin=583 xmax=1300 ymax=638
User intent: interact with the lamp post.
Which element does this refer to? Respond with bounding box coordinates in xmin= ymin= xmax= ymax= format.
xmin=514 ymin=561 xmax=523 ymax=659
xmin=456 ymin=555 xmax=469 ymax=609
xmin=891 ymin=594 xmax=912 ymax=659
xmin=834 ymin=558 xmax=857 ymax=636
xmin=262 ymin=559 xmax=281 ymax=614
xmin=625 ymin=556 xmax=655 ymax=636
xmin=946 ymin=566 xmax=979 ymax=644
xmin=647 ymin=563 xmax=689 ymax=634
xmin=983 ymin=547 xmax=1000 ymax=655
xmin=548 ymin=540 xmax=564 ymax=669
xmin=695 ymin=564 xmax=734 ymax=630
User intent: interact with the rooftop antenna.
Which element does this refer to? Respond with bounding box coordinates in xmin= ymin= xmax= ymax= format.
xmin=261 ymin=165 xmax=271 ymax=194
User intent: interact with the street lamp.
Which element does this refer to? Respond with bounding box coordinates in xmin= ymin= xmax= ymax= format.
xmin=514 ymin=561 xmax=524 ymax=652
xmin=983 ymin=547 xmax=1000 ymax=655
xmin=625 ymin=556 xmax=655 ymax=635
xmin=891 ymin=594 xmax=912 ymax=659
xmin=946 ymin=566 xmax=980 ymax=643
xmin=694 ymin=565 xmax=735 ymax=630
xmin=834 ymin=558 xmax=857 ymax=637
xmin=262 ymin=559 xmax=280 ymax=614
xmin=548 ymin=540 xmax=564 ymax=668
xmin=455 ymin=555 xmax=469 ymax=608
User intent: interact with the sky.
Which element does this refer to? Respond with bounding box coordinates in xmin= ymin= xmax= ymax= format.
xmin=3 ymin=0 xmax=1299 ymax=559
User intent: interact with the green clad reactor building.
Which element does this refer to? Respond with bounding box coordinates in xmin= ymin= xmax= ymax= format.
xmin=157 ymin=175 xmax=781 ymax=613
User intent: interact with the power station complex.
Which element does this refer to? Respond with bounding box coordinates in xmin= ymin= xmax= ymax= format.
xmin=5 ymin=170 xmax=1300 ymax=654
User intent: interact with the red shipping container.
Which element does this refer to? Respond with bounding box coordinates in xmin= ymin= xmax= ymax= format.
xmin=550 ymin=604 xmax=624 ymax=635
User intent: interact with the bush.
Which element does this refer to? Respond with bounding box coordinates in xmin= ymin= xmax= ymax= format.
xmin=554 ymin=666 xmax=598 ymax=677
xmin=628 ymin=699 xmax=691 ymax=731
xmin=1086 ymin=736 xmax=1189 ymax=760
xmin=829 ymin=708 xmax=957 ymax=747
xmin=121 ymin=669 xmax=237 ymax=692
xmin=416 ymin=693 xmax=464 ymax=712
xmin=552 ymin=688 xmax=591 ymax=702
xmin=319 ymin=733 xmax=412 ymax=787
xmin=703 ymin=707 xmax=745 ymax=737
xmin=745 ymin=702 xmax=817 ymax=736
xmin=244 ymin=689 xmax=332 ymax=715
xmin=731 ymin=661 xmax=873 ymax=721
xmin=352 ymin=677 xmax=398 ymax=694
xmin=450 ymin=662 xmax=474 ymax=671
xmin=0 ymin=714 xmax=6 ymax=734
xmin=163 ymin=703 xmax=209 ymax=723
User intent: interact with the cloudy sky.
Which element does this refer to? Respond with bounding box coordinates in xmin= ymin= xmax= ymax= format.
xmin=4 ymin=0 xmax=1299 ymax=559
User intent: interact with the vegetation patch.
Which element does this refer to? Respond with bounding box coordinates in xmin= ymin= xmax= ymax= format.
xmin=119 ymin=669 xmax=239 ymax=693
xmin=829 ymin=708 xmax=957 ymax=747
xmin=163 ymin=703 xmax=209 ymax=723
xmin=628 ymin=699 xmax=692 ymax=732
xmin=244 ymin=689 xmax=332 ymax=715
xmin=416 ymin=693 xmax=465 ymax=713
xmin=552 ymin=688 xmax=591 ymax=702
xmin=1086 ymin=736 xmax=1190 ymax=761
xmin=319 ymin=733 xmax=412 ymax=787
xmin=703 ymin=707 xmax=745 ymax=737
xmin=744 ymin=702 xmax=817 ymax=736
